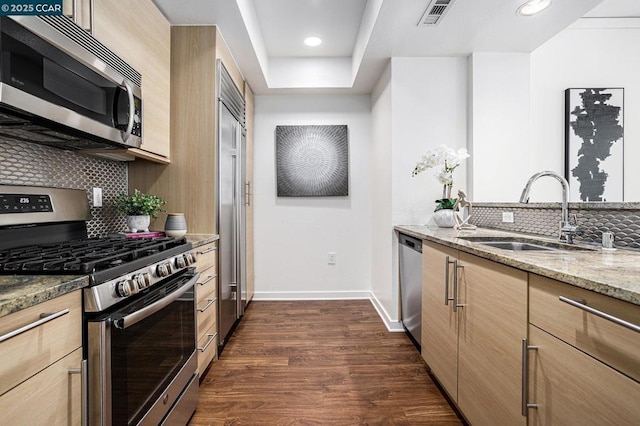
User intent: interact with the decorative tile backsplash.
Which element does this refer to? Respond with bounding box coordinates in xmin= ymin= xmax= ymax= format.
xmin=472 ymin=203 xmax=640 ymax=250
xmin=0 ymin=140 xmax=127 ymax=237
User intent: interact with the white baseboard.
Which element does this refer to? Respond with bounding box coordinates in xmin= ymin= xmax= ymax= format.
xmin=368 ymin=291 xmax=404 ymax=332
xmin=253 ymin=290 xmax=370 ymax=300
xmin=252 ymin=290 xmax=405 ymax=332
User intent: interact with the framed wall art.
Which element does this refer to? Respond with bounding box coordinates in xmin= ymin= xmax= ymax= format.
xmin=565 ymin=88 xmax=624 ymax=202
xmin=275 ymin=125 xmax=349 ymax=197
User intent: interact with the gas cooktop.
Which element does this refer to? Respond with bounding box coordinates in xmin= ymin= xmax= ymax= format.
xmin=0 ymin=235 xmax=191 ymax=284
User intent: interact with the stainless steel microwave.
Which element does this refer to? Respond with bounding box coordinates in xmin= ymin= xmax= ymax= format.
xmin=0 ymin=16 xmax=142 ymax=151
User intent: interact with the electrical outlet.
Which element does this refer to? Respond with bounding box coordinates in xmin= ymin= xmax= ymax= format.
xmin=328 ymin=252 xmax=336 ymax=265
xmin=502 ymin=211 xmax=514 ymax=223
xmin=92 ymin=187 xmax=103 ymax=207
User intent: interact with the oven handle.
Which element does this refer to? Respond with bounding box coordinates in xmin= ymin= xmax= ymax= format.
xmin=114 ymin=272 xmax=199 ymax=330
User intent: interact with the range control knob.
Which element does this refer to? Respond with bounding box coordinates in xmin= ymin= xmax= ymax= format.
xmin=115 ymin=279 xmax=134 ymax=297
xmin=156 ymin=263 xmax=168 ymax=277
xmin=185 ymin=252 xmax=196 ymax=265
xmin=156 ymin=262 xmax=174 ymax=277
xmin=175 ymin=255 xmax=186 ymax=269
xmin=134 ymin=273 xmax=150 ymax=289
xmin=141 ymin=272 xmax=151 ymax=286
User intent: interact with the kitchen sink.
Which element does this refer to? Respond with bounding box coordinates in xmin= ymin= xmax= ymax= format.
xmin=458 ymin=236 xmax=596 ymax=252
xmin=477 ymin=241 xmax=557 ymax=251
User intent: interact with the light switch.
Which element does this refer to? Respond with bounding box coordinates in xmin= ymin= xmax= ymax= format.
xmin=92 ymin=187 xmax=103 ymax=207
xmin=502 ymin=211 xmax=514 ymax=223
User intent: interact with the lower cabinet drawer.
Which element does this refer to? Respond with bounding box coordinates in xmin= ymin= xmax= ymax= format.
xmin=197 ymin=324 xmax=218 ymax=377
xmin=529 ymin=274 xmax=640 ymax=381
xmin=528 ymin=325 xmax=640 ymax=425
xmin=197 ymin=294 xmax=217 ymax=337
xmin=196 ymin=272 xmax=217 ymax=305
xmin=194 ymin=242 xmax=217 ymax=273
xmin=0 ymin=347 xmax=83 ymax=425
xmin=0 ymin=290 xmax=82 ymax=395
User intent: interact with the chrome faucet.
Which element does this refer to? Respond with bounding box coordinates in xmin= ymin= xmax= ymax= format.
xmin=519 ymin=171 xmax=581 ymax=244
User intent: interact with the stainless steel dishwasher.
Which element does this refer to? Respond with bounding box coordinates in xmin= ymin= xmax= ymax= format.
xmin=399 ymin=233 xmax=422 ymax=349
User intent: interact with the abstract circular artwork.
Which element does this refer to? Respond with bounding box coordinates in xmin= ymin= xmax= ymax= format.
xmin=276 ymin=125 xmax=349 ymax=197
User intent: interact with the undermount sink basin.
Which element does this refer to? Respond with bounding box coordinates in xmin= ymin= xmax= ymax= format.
xmin=459 ymin=236 xmax=595 ymax=252
xmin=478 ymin=241 xmax=557 ymax=251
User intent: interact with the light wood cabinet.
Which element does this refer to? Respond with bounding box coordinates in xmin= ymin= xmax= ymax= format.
xmin=194 ymin=241 xmax=219 ymax=375
xmin=422 ymin=242 xmax=459 ymax=399
xmin=129 ymin=25 xmax=246 ymax=233
xmin=422 ymin=241 xmax=527 ymax=425
xmin=244 ymin=81 xmax=255 ymax=303
xmin=0 ymin=348 xmax=83 ymax=425
xmin=457 ymin=251 xmax=527 ymax=426
xmin=0 ymin=290 xmax=83 ymax=424
xmin=527 ymin=275 xmax=640 ymax=425
xmin=92 ymin=0 xmax=171 ymax=161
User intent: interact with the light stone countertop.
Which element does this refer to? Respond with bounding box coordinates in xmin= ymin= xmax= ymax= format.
xmin=395 ymin=225 xmax=640 ymax=306
xmin=0 ymin=234 xmax=219 ymax=319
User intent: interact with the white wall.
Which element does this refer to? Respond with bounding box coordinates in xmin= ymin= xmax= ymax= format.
xmin=370 ymin=62 xmax=395 ymax=326
xmin=530 ymin=27 xmax=640 ymax=201
xmin=469 ymin=53 xmax=532 ymax=202
xmin=369 ymin=57 xmax=468 ymax=327
xmin=253 ymin=95 xmax=372 ymax=299
xmin=392 ymin=57 xmax=469 ymax=225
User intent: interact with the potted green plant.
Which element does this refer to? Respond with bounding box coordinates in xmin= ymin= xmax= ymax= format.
xmin=114 ymin=189 xmax=166 ymax=232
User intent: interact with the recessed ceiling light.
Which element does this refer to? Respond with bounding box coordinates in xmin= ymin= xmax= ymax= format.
xmin=517 ymin=0 xmax=551 ymax=16
xmin=304 ymin=36 xmax=322 ymax=47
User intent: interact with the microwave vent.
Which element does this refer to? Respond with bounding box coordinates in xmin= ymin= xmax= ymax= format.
xmin=38 ymin=15 xmax=141 ymax=87
xmin=418 ymin=0 xmax=456 ymax=26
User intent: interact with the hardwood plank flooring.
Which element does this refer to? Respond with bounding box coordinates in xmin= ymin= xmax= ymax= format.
xmin=190 ymin=300 xmax=462 ymax=425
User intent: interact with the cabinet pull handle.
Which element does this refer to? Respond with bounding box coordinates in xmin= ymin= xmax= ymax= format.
xmin=453 ymin=262 xmax=464 ymax=312
xmin=521 ymin=338 xmax=538 ymax=416
xmin=198 ymin=333 xmax=218 ymax=352
xmin=88 ymin=0 xmax=94 ymax=34
xmin=245 ymin=181 xmax=252 ymax=206
xmin=71 ymin=0 xmax=77 ymax=23
xmin=0 ymin=308 xmax=70 ymax=343
xmin=198 ymin=274 xmax=217 ymax=286
xmin=444 ymin=256 xmax=456 ymax=306
xmin=198 ymin=246 xmax=217 ymax=255
xmin=559 ymin=296 xmax=640 ymax=333
xmin=69 ymin=359 xmax=88 ymax=426
xmin=197 ymin=298 xmax=217 ymax=313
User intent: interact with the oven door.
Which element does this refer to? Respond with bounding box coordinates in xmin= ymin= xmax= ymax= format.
xmin=87 ymin=269 xmax=199 ymax=426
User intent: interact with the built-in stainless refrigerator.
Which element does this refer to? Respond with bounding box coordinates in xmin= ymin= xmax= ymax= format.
xmin=217 ymin=61 xmax=247 ymax=351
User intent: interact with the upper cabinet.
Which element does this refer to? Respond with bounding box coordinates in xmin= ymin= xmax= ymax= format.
xmin=129 ymin=26 xmax=247 ymax=232
xmin=71 ymin=0 xmax=171 ymax=162
xmin=93 ymin=0 xmax=170 ymax=160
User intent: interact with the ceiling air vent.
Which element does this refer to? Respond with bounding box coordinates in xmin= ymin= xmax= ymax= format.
xmin=418 ymin=0 xmax=456 ymax=26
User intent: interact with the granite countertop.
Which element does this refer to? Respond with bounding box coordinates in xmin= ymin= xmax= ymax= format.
xmin=0 ymin=275 xmax=89 ymax=319
xmin=0 ymin=233 xmax=219 ymax=320
xmin=395 ymin=225 xmax=640 ymax=306
xmin=186 ymin=233 xmax=219 ymax=248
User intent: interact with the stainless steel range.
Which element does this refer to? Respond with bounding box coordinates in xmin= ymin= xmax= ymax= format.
xmin=0 ymin=185 xmax=199 ymax=425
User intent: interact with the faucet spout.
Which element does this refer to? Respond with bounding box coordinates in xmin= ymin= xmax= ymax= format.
xmin=520 ymin=171 xmax=577 ymax=243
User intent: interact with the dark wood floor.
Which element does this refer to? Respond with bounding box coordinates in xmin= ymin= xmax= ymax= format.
xmin=190 ymin=300 xmax=461 ymax=425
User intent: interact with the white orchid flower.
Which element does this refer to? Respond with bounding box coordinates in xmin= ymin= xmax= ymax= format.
xmin=412 ymin=145 xmax=470 ymax=189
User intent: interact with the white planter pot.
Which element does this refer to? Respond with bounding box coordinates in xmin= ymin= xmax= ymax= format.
xmin=433 ymin=209 xmax=455 ymax=228
xmin=126 ymin=215 xmax=151 ymax=233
